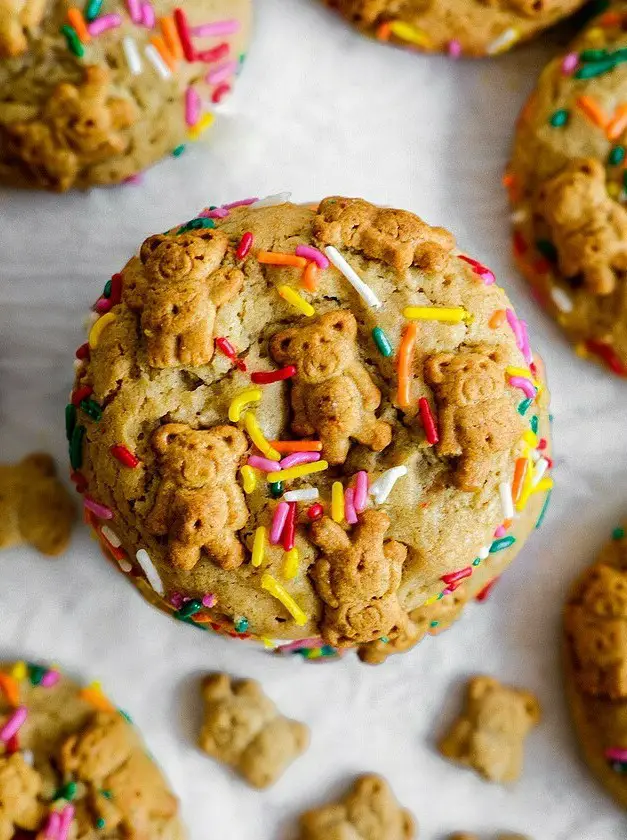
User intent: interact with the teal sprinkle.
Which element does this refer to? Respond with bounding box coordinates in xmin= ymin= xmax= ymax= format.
xmin=490 ymin=535 xmax=516 ymax=553
xmin=535 ymin=239 xmax=558 ymax=262
xmin=613 ymin=526 xmax=625 ymax=540
xmin=549 ymin=109 xmax=569 ymax=127
xmin=60 ymin=24 xmax=84 ymax=57
xmin=172 ymin=144 xmax=186 ymax=157
xmin=177 ymin=218 xmax=215 ymax=234
xmin=472 ymin=558 xmax=481 ymax=566
xmin=575 ymin=58 xmax=618 ymax=79
xmin=518 ymin=397 xmax=533 ymax=416
xmin=609 ymin=146 xmax=626 ymax=166
xmin=70 ymin=425 xmax=86 ymax=470
xmin=84 ymin=0 xmax=103 ymax=21
xmin=530 ymin=415 xmax=539 ymax=434
xmin=65 ymin=404 xmax=77 ymax=441
xmin=372 ymin=326 xmax=393 ymax=357
xmin=320 ymin=645 xmax=336 ymax=656
xmin=430 ymin=621 xmax=439 ymax=628
xmin=96 ymin=818 xmax=106 ymax=830
xmin=80 ymin=398 xmax=103 ymax=422
xmin=28 ymin=664 xmax=46 ymax=685
xmin=610 ymin=760 xmax=627 ymax=774
xmin=535 ymin=490 xmax=552 ymax=529
xmin=176 ymin=599 xmax=202 ymax=619
xmin=119 ymin=709 xmax=132 ymax=723
xmin=580 ymin=49 xmax=608 ymax=61
xmin=269 ymin=481 xmax=283 ymax=499
xmin=436 ymin=592 xmax=444 ymax=600
xmin=379 ymin=636 xmax=390 ymax=643
xmin=234 ymin=617 xmax=249 ymax=633
xmin=100 ymin=790 xmax=113 ymax=800
xmin=103 ymin=279 xmax=112 ymax=298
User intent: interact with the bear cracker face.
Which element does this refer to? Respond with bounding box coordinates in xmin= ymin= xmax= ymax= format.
xmin=581 ymin=565 xmax=627 ymax=620
xmin=152 ymin=424 xmax=247 ymax=488
xmin=428 ymin=347 xmax=506 ymax=406
xmin=140 ymin=232 xmax=219 ymax=285
xmin=472 ymin=681 xmax=539 ymax=737
xmin=538 ymin=159 xmax=605 ymax=227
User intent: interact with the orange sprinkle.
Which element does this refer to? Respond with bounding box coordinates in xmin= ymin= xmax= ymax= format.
xmin=257 ymin=252 xmax=308 ymax=268
xmin=150 ymin=36 xmax=177 ymax=71
xmin=269 ymin=440 xmax=323 ymax=453
xmin=79 ymin=686 xmax=116 ymax=712
xmin=0 ymin=674 xmax=20 ymax=707
xmin=376 ymin=21 xmax=391 ymax=40
xmin=159 ymin=16 xmax=182 ymax=59
xmin=67 ymin=7 xmax=91 ymax=42
xmin=576 ymin=95 xmax=608 ymax=128
xmin=501 ymin=171 xmax=521 ymax=203
xmin=511 ymin=458 xmax=528 ymax=504
xmin=302 ymin=261 xmax=318 ymax=291
xmin=396 ymin=323 xmax=418 ymax=408
xmin=489 ymin=309 xmax=506 ymax=329
xmin=607 ymin=106 xmax=627 ymax=140
xmin=598 ymin=11 xmax=622 ymax=26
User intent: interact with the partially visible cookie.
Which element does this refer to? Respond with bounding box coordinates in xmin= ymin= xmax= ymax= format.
xmin=0 ymin=660 xmax=185 ymax=839
xmin=438 ymin=676 xmax=541 ymax=783
xmin=508 ymin=3 xmax=627 ymax=376
xmin=0 ymin=452 xmax=75 ymax=555
xmin=319 ymin=0 xmax=586 ymax=58
xmin=564 ymin=523 xmax=627 ymax=810
xmin=198 ymin=673 xmax=309 ymax=788
xmin=449 ymin=835 xmax=530 ymax=840
xmin=297 ymin=774 xmax=415 ymax=840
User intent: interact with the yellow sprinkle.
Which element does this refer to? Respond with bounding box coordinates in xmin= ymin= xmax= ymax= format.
xmin=240 ymin=465 xmax=258 ymax=494
xmin=522 ymin=430 xmax=538 ymax=448
xmin=283 ymin=547 xmax=299 ymax=580
xmin=228 ymin=388 xmax=262 ymax=422
xmin=516 ymin=458 xmax=535 ymax=511
xmin=389 ymin=20 xmax=431 ymax=47
xmin=267 ymin=460 xmax=328 ymax=484
xmin=608 ymin=181 xmax=621 ymax=199
xmin=251 ymin=526 xmax=266 ymax=568
xmin=403 ymin=306 xmax=471 ymax=324
xmin=423 ymin=593 xmax=440 ymax=607
xmin=188 ymin=112 xmax=214 ymax=140
xmin=506 ymin=366 xmax=536 ymax=383
xmin=88 ymin=312 xmax=116 ymax=349
xmin=261 ymin=637 xmax=275 ymax=649
xmin=331 ymin=481 xmax=344 ymax=523
xmin=244 ymin=413 xmax=281 ymax=460
xmin=307 ymin=648 xmax=322 ymax=659
xmin=277 ymin=285 xmax=315 ymax=317
xmin=10 ymin=662 xmax=27 ymax=681
xmin=261 ymin=573 xmax=308 ymax=626
xmin=532 ymin=477 xmax=554 ymax=495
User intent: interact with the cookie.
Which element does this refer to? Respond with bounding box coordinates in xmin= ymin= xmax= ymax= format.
xmin=563 ymin=523 xmax=627 ymax=810
xmin=438 ymin=675 xmax=541 ymax=783
xmin=0 ymin=0 xmax=251 ymax=190
xmin=67 ymin=194 xmax=552 ymax=661
xmin=198 ymin=672 xmax=309 ymax=788
xmin=319 ymin=0 xmax=585 ymax=58
xmin=0 ymin=452 xmax=75 ymax=556
xmin=507 ymin=3 xmax=627 ymax=377
xmin=0 ymin=660 xmax=184 ymax=839
xmin=297 ymin=774 xmax=415 ymax=840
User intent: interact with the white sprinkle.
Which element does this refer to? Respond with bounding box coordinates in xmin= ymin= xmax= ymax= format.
xmin=100 ymin=525 xmax=122 ymax=548
xmin=550 ymin=286 xmax=573 ymax=313
xmin=531 ymin=457 xmax=549 ymax=488
xmin=510 ymin=207 xmax=528 ymax=224
xmin=283 ymin=487 xmax=319 ymax=503
xmin=73 ymin=359 xmax=86 ymax=373
xmin=123 ymin=36 xmax=143 ymax=75
xmin=369 ymin=466 xmax=408 ymax=504
xmin=499 ymin=482 xmax=514 ymax=521
xmin=487 ymin=27 xmax=519 ymax=55
xmin=145 ymin=44 xmax=171 ymax=80
xmin=251 ymin=192 xmax=292 ymax=208
xmin=135 ymin=548 xmax=164 ymax=595
xmin=478 ymin=544 xmax=490 ymax=560
xmin=21 ymin=750 xmax=34 ymax=765
xmin=117 ymin=557 xmax=133 ymax=573
xmin=84 ymin=311 xmax=99 ymax=331
xmin=324 ymin=245 xmax=382 ymax=310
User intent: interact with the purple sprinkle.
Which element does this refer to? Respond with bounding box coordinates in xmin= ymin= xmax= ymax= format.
xmin=202 ymin=593 xmax=217 ymax=608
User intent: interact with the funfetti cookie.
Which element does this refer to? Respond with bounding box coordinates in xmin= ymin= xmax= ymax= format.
xmin=0 ymin=0 xmax=251 ymax=191
xmin=67 ymin=194 xmax=553 ymax=662
xmin=564 ymin=524 xmax=627 ymax=810
xmin=507 ymin=3 xmax=627 ymax=377
xmin=318 ymin=0 xmax=585 ymax=58
xmin=0 ymin=660 xmax=185 ymax=839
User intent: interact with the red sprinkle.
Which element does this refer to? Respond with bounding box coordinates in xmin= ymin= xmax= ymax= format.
xmin=196 ymin=42 xmax=229 ymax=63
xmin=418 ymin=397 xmax=439 ymax=445
xmin=215 ymin=337 xmax=246 ymax=371
xmin=585 ymin=339 xmax=627 ymax=376
xmin=236 ymin=232 xmax=254 ymax=261
xmin=70 ymin=471 xmax=88 ymax=494
xmin=440 ymin=566 xmax=473 ymax=592
xmin=251 ymin=365 xmax=296 ymax=385
xmin=538 ymin=438 xmax=547 ymax=451
xmin=512 ymin=231 xmax=527 ymax=256
xmin=307 ymin=502 xmax=323 ymax=520
xmin=5 ymin=735 xmax=18 ymax=754
xmin=282 ymin=502 xmax=296 ymax=551
xmin=109 ymin=273 xmax=123 ymax=306
xmin=212 ymin=83 xmax=231 ymax=104
xmin=71 ymin=385 xmax=93 ymax=406
xmin=174 ymin=7 xmax=195 ymax=61
xmin=110 ymin=444 xmax=140 ymax=468
xmin=476 ymin=577 xmax=499 ymax=602
xmin=75 ymin=343 xmax=90 ymax=360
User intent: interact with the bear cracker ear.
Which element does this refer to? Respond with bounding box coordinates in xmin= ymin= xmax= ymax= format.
xmin=152 ymin=423 xmax=189 ymax=453
xmin=140 ymin=234 xmax=169 ymax=264
xmin=425 ymin=353 xmax=455 ymax=384
xmin=212 ymin=426 xmax=247 ymax=458
xmin=468 ymin=676 xmax=496 ymax=703
xmin=321 ymin=310 xmax=357 ymax=339
xmin=270 ymin=329 xmax=298 ymax=363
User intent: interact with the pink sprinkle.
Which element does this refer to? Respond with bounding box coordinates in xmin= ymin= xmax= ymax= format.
xmin=519 ymin=319 xmax=533 ymax=364
xmin=44 ymin=811 xmax=61 ymax=840
xmin=141 ymin=1 xmax=155 ymax=28
xmin=0 ymin=707 xmax=27 ymax=742
xmin=279 ymin=452 xmax=320 ymax=470
xmin=169 ymin=592 xmax=185 ymax=608
xmin=40 ymin=670 xmax=60 ymax=688
xmin=448 ymin=39 xmax=462 ymax=58
xmin=185 ymin=86 xmax=200 ymax=127
xmin=126 ymin=0 xmax=142 ymax=23
xmin=606 ymin=746 xmax=627 ymax=762
xmin=344 ymin=488 xmax=358 ymax=525
xmin=223 ymin=197 xmax=258 ymax=210
xmin=199 ymin=207 xmax=229 ymax=219
xmin=248 ymin=455 xmax=280 ymax=472
xmin=295 ymin=245 xmax=330 ymax=270
xmin=202 ymin=593 xmax=217 ymax=608
xmin=191 ymin=19 xmax=240 ymax=37
xmin=206 ymin=60 xmax=238 ymax=86
xmin=95 ymin=297 xmax=112 ymax=313
xmin=88 ymin=13 xmax=122 ymax=35
xmin=270 ymin=502 xmax=289 ymax=544
xmin=123 ymin=173 xmax=143 ymax=185
xmin=83 ymin=497 xmax=114 ymax=520
xmin=353 ymin=471 xmax=368 ymax=512
xmin=494 ymin=525 xmax=507 ymax=538
xmin=57 ymin=804 xmax=75 ymax=840
xmin=506 ymin=308 xmax=524 ymax=350
xmin=561 ymin=52 xmax=578 ymax=75
xmin=509 ymin=376 xmax=537 ymax=399
xmin=276 ymin=637 xmax=324 ymax=653
xmin=458 ymin=254 xmax=495 ymax=285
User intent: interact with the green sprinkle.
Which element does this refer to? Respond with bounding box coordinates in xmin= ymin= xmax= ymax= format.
xmin=54 ymin=781 xmax=78 ymax=801
xmin=65 ymin=404 xmax=77 ymax=441
xmin=536 ymin=489 xmax=552 ymax=529
xmin=530 ymin=415 xmax=539 ymax=434
xmin=379 ymin=635 xmax=390 ymax=643
xmin=269 ymin=481 xmax=283 ymax=498
xmin=70 ymin=425 xmax=86 ymax=470
xmin=472 ymin=558 xmax=481 ymax=566
xmin=549 ymin=109 xmax=569 ymax=127
xmin=28 ymin=664 xmax=46 ymax=685
xmin=609 ymin=146 xmax=626 ymax=166
xmin=96 ymin=818 xmax=106 ymax=830
xmin=430 ymin=620 xmax=439 ymax=628
xmin=320 ymin=645 xmax=336 ymax=657
xmin=80 ymin=398 xmax=103 ymax=422
xmin=610 ymin=760 xmax=627 ymax=774
xmin=177 ymin=218 xmax=215 ymax=234
xmin=84 ymin=0 xmax=103 ymax=21
xmin=234 ymin=617 xmax=249 ymax=633
xmin=60 ymin=24 xmax=84 ymax=57
xmin=575 ymin=58 xmax=618 ymax=79
xmin=436 ymin=592 xmax=444 ymax=600
xmin=176 ymin=599 xmax=202 ymax=619
xmin=119 ymin=709 xmax=132 ymax=723
xmin=518 ymin=398 xmax=533 ymax=416
xmin=372 ymin=326 xmax=393 ymax=357
xmin=535 ymin=239 xmax=558 ymax=262
xmin=172 ymin=144 xmax=186 ymax=157
xmin=490 ymin=535 xmax=516 ymax=553
xmin=100 ymin=790 xmax=112 ymax=800
xmin=103 ymin=279 xmax=112 ymax=298
xmin=580 ymin=49 xmax=608 ymax=61
xmin=613 ymin=527 xmax=625 ymax=540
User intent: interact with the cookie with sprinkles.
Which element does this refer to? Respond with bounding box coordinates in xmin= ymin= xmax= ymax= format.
xmin=508 ymin=3 xmax=627 ymax=377
xmin=564 ymin=524 xmax=627 ymax=810
xmin=318 ymin=0 xmax=586 ymax=58
xmin=68 ymin=194 xmax=553 ymax=662
xmin=0 ymin=660 xmax=185 ymax=838
xmin=0 ymin=0 xmax=251 ymax=190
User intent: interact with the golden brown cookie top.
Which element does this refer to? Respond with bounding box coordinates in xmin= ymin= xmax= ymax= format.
xmin=69 ymin=195 xmax=550 ymax=650
xmin=0 ymin=661 xmax=184 ymax=840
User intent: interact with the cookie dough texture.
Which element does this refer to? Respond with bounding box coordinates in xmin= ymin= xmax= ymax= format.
xmin=438 ymin=675 xmax=541 ymax=783
xmin=508 ymin=3 xmax=627 ymax=376
xmin=0 ymin=0 xmax=251 ymax=190
xmin=319 ymin=0 xmax=585 ymax=57
xmin=0 ymin=660 xmax=184 ymax=839
xmin=0 ymin=453 xmax=75 ymax=556
xmin=198 ymin=673 xmax=309 ymax=788
xmin=564 ymin=525 xmax=627 ymax=810
xmin=70 ymin=195 xmax=552 ymax=659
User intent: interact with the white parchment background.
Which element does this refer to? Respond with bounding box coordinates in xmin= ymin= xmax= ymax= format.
xmin=2 ymin=1 xmax=627 ymax=837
